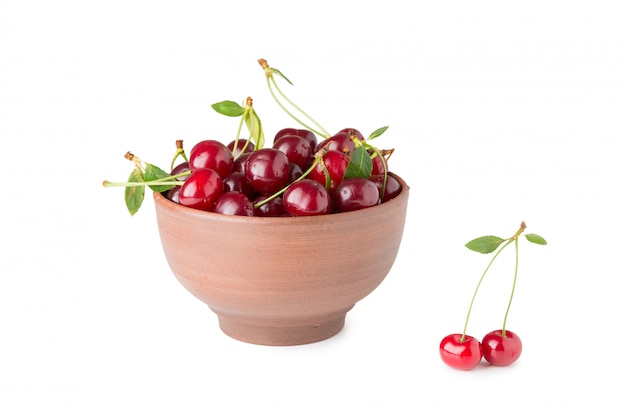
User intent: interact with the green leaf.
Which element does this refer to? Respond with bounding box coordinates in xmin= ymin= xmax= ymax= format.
xmin=144 ymin=163 xmax=175 ymax=193
xmin=525 ymin=233 xmax=547 ymax=245
xmin=344 ymin=146 xmax=373 ymax=179
xmin=465 ymin=235 xmax=506 ymax=254
xmin=124 ymin=167 xmax=145 ymax=216
xmin=367 ymin=126 xmax=389 ymax=140
xmin=211 ymin=100 xmax=245 ymax=117
xmin=245 ymin=108 xmax=265 ymax=149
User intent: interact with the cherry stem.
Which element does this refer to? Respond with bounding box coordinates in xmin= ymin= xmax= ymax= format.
xmin=502 ymin=238 xmax=520 ymax=336
xmin=102 ymin=171 xmax=190 ymax=188
xmin=461 ymin=239 xmax=512 ymax=341
xmin=258 ymin=58 xmax=330 ymax=139
xmin=460 ymin=221 xmax=527 ymax=342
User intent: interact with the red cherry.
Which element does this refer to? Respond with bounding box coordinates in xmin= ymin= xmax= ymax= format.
xmin=315 ymin=131 xmax=355 ymax=154
xmin=178 ymin=168 xmax=223 ymax=211
xmin=481 ymin=330 xmax=522 ymax=366
xmin=370 ymin=173 xmax=402 ymax=202
xmin=283 ymin=179 xmax=331 ymax=216
xmin=338 ymin=127 xmax=365 ymax=142
xmin=273 ymin=134 xmax=314 ymax=169
xmin=439 ymin=334 xmax=483 ymax=371
xmin=213 ymin=191 xmax=255 ymax=216
xmin=307 ymin=150 xmax=350 ymax=192
xmin=227 ymin=139 xmax=255 ymax=157
xmin=331 ymin=178 xmax=380 ymax=213
xmin=274 ymin=127 xmax=317 ymax=151
xmin=253 ymin=195 xmax=285 ymax=217
xmin=189 ymin=139 xmax=234 ymax=178
xmin=244 ymin=148 xmax=290 ymax=195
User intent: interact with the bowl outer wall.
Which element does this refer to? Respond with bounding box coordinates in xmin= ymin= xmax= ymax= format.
xmin=153 ymin=173 xmax=410 ymax=325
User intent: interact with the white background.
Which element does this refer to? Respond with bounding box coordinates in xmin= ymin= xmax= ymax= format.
xmin=2 ymin=1 xmax=625 ymax=416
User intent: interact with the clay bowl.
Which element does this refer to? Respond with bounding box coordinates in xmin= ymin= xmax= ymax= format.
xmin=153 ymin=173 xmax=410 ymax=346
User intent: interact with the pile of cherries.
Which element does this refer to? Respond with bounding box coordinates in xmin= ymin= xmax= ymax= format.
xmin=166 ymin=127 xmax=401 ymax=217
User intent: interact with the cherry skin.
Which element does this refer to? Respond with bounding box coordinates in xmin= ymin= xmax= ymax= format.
xmin=253 ymin=195 xmax=285 ymax=217
xmin=283 ymin=179 xmax=331 ymax=216
xmin=370 ymin=173 xmax=402 ymax=202
xmin=222 ymin=172 xmax=257 ymax=199
xmin=274 ymin=127 xmax=317 ymax=151
xmin=481 ymin=330 xmax=523 ymax=366
xmin=171 ymin=161 xmax=191 ymax=181
xmin=232 ymin=151 xmax=252 ymax=173
xmin=307 ymin=150 xmax=350 ymax=192
xmin=338 ymin=127 xmax=365 ymax=142
xmin=244 ymin=148 xmax=290 ymax=195
xmin=273 ymin=134 xmax=314 ymax=169
xmin=213 ymin=191 xmax=255 ymax=216
xmin=332 ymin=178 xmax=380 ymax=213
xmin=315 ymin=131 xmax=355 ymax=154
xmin=178 ymin=168 xmax=223 ymax=211
xmin=227 ymin=139 xmax=255 ymax=157
xmin=189 ymin=139 xmax=234 ymax=178
xmin=439 ymin=334 xmax=483 ymax=371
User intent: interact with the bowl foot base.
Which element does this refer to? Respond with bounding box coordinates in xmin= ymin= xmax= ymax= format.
xmin=215 ymin=312 xmax=349 ymax=346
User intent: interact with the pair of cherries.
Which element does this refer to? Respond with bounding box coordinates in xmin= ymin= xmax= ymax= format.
xmin=438 ymin=223 xmax=547 ymax=371
xmin=439 ymin=329 xmax=522 ymax=370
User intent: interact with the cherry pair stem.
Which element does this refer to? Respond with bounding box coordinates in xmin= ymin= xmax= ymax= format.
xmin=461 ymin=222 xmax=525 ymax=342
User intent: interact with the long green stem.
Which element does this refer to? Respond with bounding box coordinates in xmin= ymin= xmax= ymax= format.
xmin=502 ymin=238 xmax=520 ymax=336
xmin=461 ymin=239 xmax=513 ymax=341
xmin=269 ymin=76 xmax=330 ymax=138
xmin=102 ymin=171 xmax=190 ymax=188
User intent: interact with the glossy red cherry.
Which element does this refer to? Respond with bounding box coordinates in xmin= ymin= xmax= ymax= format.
xmin=213 ymin=191 xmax=255 ymax=216
xmin=332 ymin=178 xmax=380 ymax=213
xmin=227 ymin=139 xmax=255 ymax=157
xmin=244 ymin=148 xmax=290 ymax=195
xmin=274 ymin=127 xmax=317 ymax=151
xmin=307 ymin=150 xmax=350 ymax=192
xmin=338 ymin=127 xmax=365 ymax=142
xmin=370 ymin=173 xmax=402 ymax=202
xmin=253 ymin=195 xmax=285 ymax=217
xmin=283 ymin=179 xmax=331 ymax=216
xmin=315 ymin=131 xmax=355 ymax=154
xmin=178 ymin=168 xmax=223 ymax=211
xmin=481 ymin=330 xmax=522 ymax=366
xmin=273 ymin=134 xmax=314 ymax=169
xmin=439 ymin=334 xmax=483 ymax=371
xmin=189 ymin=139 xmax=234 ymax=178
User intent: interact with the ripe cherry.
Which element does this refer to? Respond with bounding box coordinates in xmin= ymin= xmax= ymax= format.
xmin=332 ymin=178 xmax=380 ymax=213
xmin=273 ymin=134 xmax=314 ymax=169
xmin=283 ymin=179 xmax=331 ymax=216
xmin=213 ymin=191 xmax=255 ymax=216
xmin=244 ymin=148 xmax=290 ymax=195
xmin=222 ymin=172 xmax=257 ymax=199
xmin=171 ymin=161 xmax=191 ymax=181
xmin=178 ymin=168 xmax=223 ymax=211
xmin=481 ymin=330 xmax=522 ymax=366
xmin=227 ymin=139 xmax=255 ymax=158
xmin=315 ymin=131 xmax=355 ymax=154
xmin=370 ymin=174 xmax=402 ymax=202
xmin=307 ymin=150 xmax=350 ymax=192
xmin=274 ymin=127 xmax=317 ymax=151
xmin=439 ymin=334 xmax=483 ymax=371
xmin=189 ymin=139 xmax=234 ymax=178
xmin=253 ymin=195 xmax=285 ymax=217
xmin=338 ymin=127 xmax=365 ymax=142
xmin=232 ymin=151 xmax=252 ymax=173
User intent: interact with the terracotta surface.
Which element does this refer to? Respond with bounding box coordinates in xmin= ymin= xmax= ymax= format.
xmin=153 ymin=173 xmax=410 ymax=345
